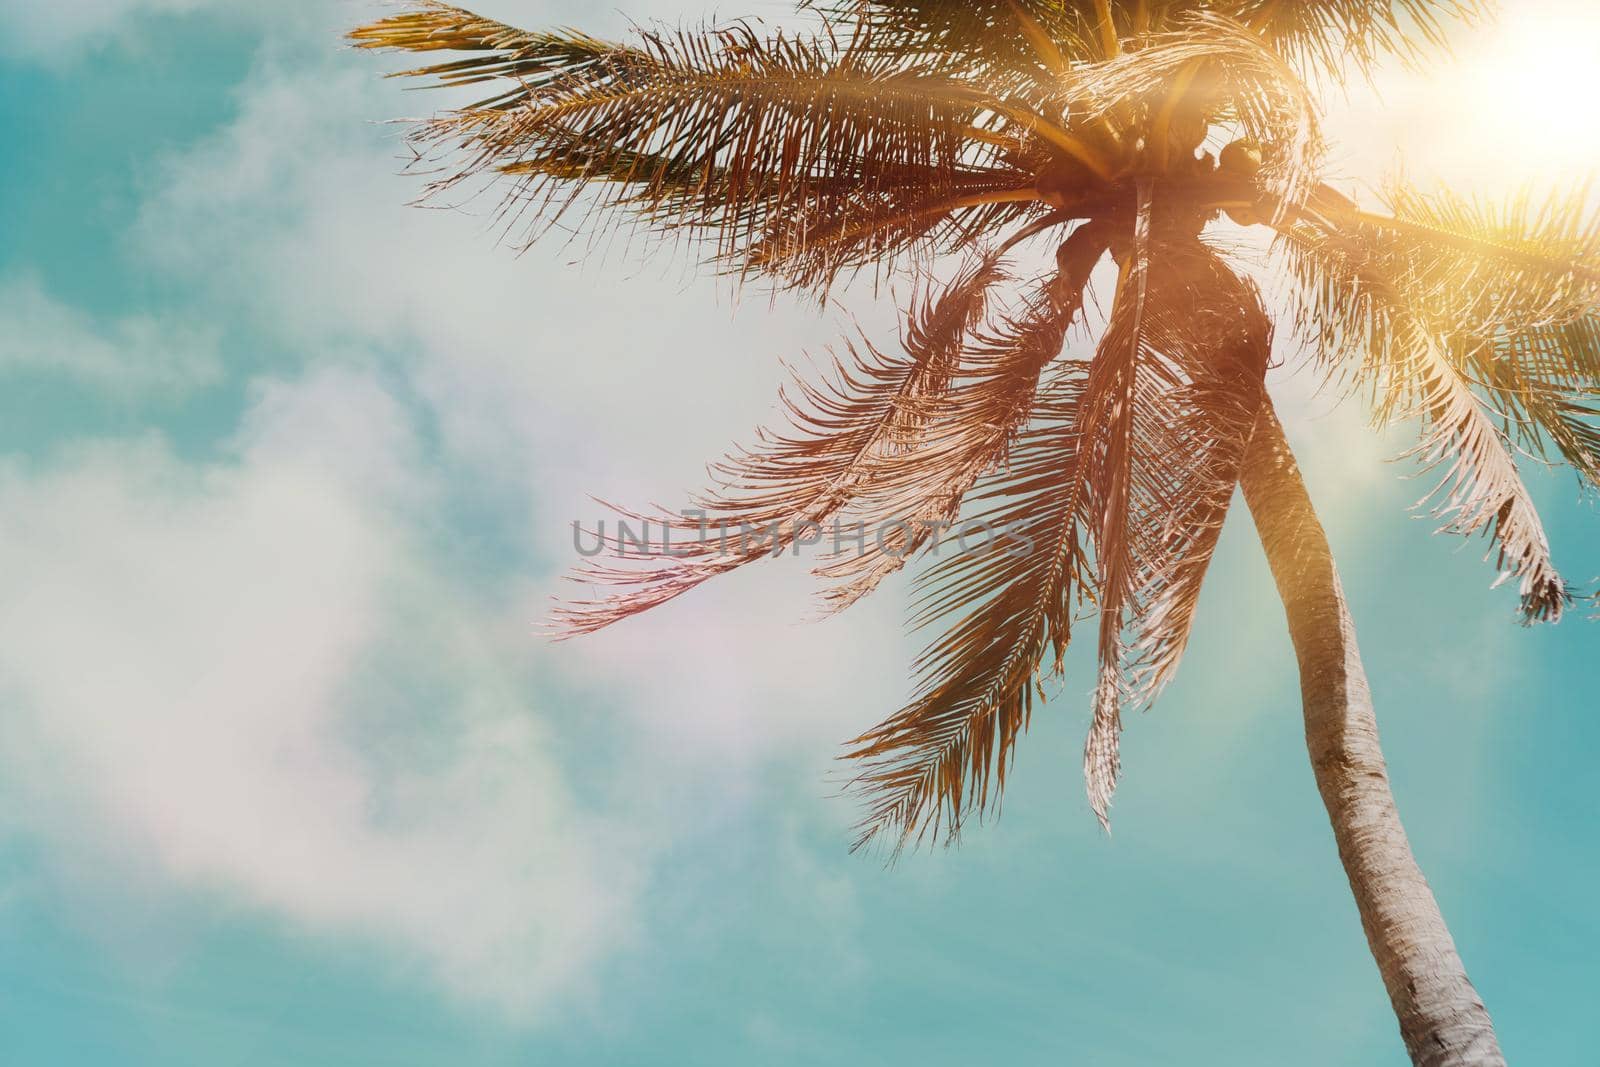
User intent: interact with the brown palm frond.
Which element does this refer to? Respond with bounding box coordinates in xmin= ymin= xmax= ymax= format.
xmin=818 ymin=2 xmax=1479 ymax=86
xmin=845 ymin=345 xmax=1095 ymax=853
xmin=818 ymin=219 xmax=1110 ymax=613
xmin=1281 ymin=182 xmax=1600 ymax=373
xmin=742 ymin=181 xmax=1042 ymax=293
xmin=1057 ymin=12 xmax=1325 ymax=214
xmin=1393 ymin=318 xmax=1570 ymax=622
xmin=350 ymin=2 xmax=636 ymax=109
xmin=1226 ymin=0 xmax=1483 ymax=83
xmin=844 ymin=190 xmax=1281 ymax=844
xmin=1372 ymin=183 xmax=1598 ymax=341
xmin=550 ymin=253 xmax=1008 ymax=637
xmin=351 ymin=9 xmax=1030 ymax=274
xmin=805 ymin=0 xmax=1100 ymax=88
xmin=1079 ymin=208 xmax=1275 ymax=826
xmin=1463 ymin=319 xmax=1600 ymax=489
xmin=1362 ymin=185 xmax=1600 ymax=481
xmin=1275 ymin=182 xmax=1594 ymax=618
xmin=842 ymin=225 xmax=1111 ymax=851
xmin=1078 ymin=182 xmax=1157 ymax=828
xmin=1126 ymin=243 xmax=1273 ymax=700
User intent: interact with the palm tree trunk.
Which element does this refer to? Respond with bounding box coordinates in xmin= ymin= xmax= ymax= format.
xmin=1238 ymin=400 xmax=1505 ymax=1066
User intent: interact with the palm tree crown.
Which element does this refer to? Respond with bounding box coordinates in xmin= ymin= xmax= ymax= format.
xmin=351 ymin=0 xmax=1599 ymax=852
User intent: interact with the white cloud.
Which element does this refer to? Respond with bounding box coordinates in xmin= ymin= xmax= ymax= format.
xmin=0 ymin=367 xmax=639 ymax=1018
xmin=128 ymin=17 xmax=914 ymax=760
xmin=0 ymin=0 xmax=228 ymax=59
xmin=131 ymin=46 xmax=871 ymax=498
xmin=0 ymin=274 xmax=221 ymax=398
xmin=0 ymin=0 xmax=806 ymax=64
xmin=0 ymin=1 xmax=895 ymax=1016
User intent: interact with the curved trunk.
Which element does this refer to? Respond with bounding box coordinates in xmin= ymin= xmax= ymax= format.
xmin=1238 ymin=401 xmax=1505 ymax=1066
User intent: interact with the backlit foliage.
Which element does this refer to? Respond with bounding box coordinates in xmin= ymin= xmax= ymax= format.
xmin=353 ymin=1 xmax=1599 ymax=851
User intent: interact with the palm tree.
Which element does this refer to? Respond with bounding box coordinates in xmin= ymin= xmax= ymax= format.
xmin=351 ymin=3 xmax=1598 ymax=1062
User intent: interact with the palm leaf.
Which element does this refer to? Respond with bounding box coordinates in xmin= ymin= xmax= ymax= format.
xmin=818 ymin=219 xmax=1110 ymax=613
xmin=845 ymin=192 xmax=1280 ymax=844
xmin=1078 ymin=181 xmax=1157 ymax=828
xmin=1394 ymin=319 xmax=1570 ymax=622
xmin=1055 ymin=12 xmax=1325 ymax=214
xmin=744 ymin=183 xmax=1042 ymax=294
xmin=1232 ymin=0 xmax=1482 ymax=83
xmin=351 ymin=8 xmax=1030 ymax=280
xmin=805 ymin=0 xmax=1099 ymax=87
xmin=1076 ymin=208 xmax=1274 ymax=826
xmin=350 ymin=3 xmax=635 ymax=108
xmin=843 ymin=223 xmax=1109 ymax=850
xmin=1280 ymin=182 xmax=1600 ymax=375
xmin=550 ymin=252 xmax=1009 ymax=636
xmin=1125 ymin=243 xmax=1273 ymax=700
xmin=1275 ymin=184 xmax=1594 ymax=619
xmin=817 ymin=1 xmax=1480 ymax=86
xmin=845 ymin=356 xmax=1092 ymax=853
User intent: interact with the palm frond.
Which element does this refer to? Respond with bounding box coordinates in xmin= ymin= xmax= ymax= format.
xmin=550 ymin=252 xmax=1009 ymax=636
xmin=1125 ymin=244 xmax=1273 ymax=700
xmin=846 ymin=196 xmax=1283 ymax=846
xmin=804 ymin=0 xmax=1100 ymax=88
xmin=1393 ymin=318 xmax=1570 ymax=622
xmin=1282 ymin=182 xmax=1600 ymax=371
xmin=1464 ymin=319 xmax=1600 ymax=489
xmin=1230 ymin=0 xmax=1483 ymax=84
xmin=350 ymin=2 xmax=634 ymax=108
xmin=1276 ymin=182 xmax=1595 ymax=618
xmin=819 ymin=220 xmax=1110 ymax=613
xmin=816 ymin=1 xmax=1480 ymax=87
xmin=1363 ymin=185 xmax=1600 ymax=486
xmin=745 ymin=183 xmax=1042 ymax=293
xmin=1077 ymin=184 xmax=1153 ymax=830
xmin=843 ymin=223 xmax=1109 ymax=851
xmin=1077 ymin=207 xmax=1273 ymax=826
xmin=845 ymin=347 xmax=1093 ymax=853
xmin=351 ymin=7 xmax=1031 ymax=283
xmin=1056 ymin=12 xmax=1325 ymax=214
xmin=1377 ymin=183 xmax=1599 ymax=335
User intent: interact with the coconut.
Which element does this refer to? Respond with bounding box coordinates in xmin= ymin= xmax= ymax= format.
xmin=1034 ymin=156 xmax=1092 ymax=209
xmin=1224 ymin=204 xmax=1261 ymax=227
xmin=1218 ymin=140 xmax=1264 ymax=176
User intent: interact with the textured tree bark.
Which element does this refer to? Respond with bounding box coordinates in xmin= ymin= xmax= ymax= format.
xmin=1238 ymin=400 xmax=1505 ymax=1067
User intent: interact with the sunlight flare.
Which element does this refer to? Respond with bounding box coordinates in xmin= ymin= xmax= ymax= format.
xmin=1450 ymin=1 xmax=1600 ymax=177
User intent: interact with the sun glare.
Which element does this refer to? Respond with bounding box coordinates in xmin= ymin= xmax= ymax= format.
xmin=1450 ymin=2 xmax=1600 ymax=178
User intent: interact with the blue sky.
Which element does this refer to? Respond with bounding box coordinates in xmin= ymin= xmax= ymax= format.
xmin=0 ymin=2 xmax=1596 ymax=1064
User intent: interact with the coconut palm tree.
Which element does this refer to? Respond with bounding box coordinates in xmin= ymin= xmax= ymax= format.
xmin=351 ymin=2 xmax=1598 ymax=1062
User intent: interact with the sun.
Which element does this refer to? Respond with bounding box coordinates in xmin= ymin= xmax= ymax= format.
xmin=1450 ymin=1 xmax=1600 ymax=177
xmin=1321 ymin=1 xmax=1599 ymax=195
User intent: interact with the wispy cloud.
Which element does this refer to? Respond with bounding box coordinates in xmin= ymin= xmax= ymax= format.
xmin=0 ymin=0 xmax=229 ymax=59
xmin=0 ymin=274 xmax=222 ymax=399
